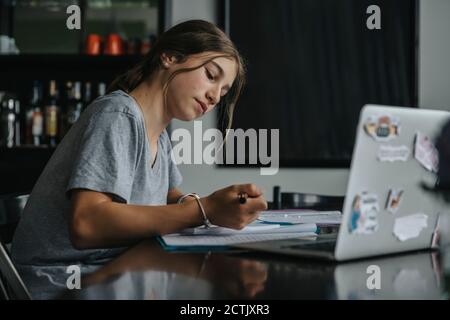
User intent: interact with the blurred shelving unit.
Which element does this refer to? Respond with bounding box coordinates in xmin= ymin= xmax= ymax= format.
xmin=0 ymin=0 xmax=166 ymax=194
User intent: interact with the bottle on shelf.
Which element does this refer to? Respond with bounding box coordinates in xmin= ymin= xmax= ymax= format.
xmin=60 ymin=81 xmax=72 ymax=138
xmin=64 ymin=81 xmax=73 ymax=110
xmin=25 ymin=86 xmax=34 ymax=145
xmin=14 ymin=98 xmax=20 ymax=146
xmin=97 ymin=82 xmax=106 ymax=97
xmin=64 ymin=81 xmax=83 ymax=134
xmin=31 ymin=105 xmax=44 ymax=147
xmin=25 ymin=81 xmax=44 ymax=146
xmin=45 ymin=80 xmax=60 ymax=147
xmin=0 ymin=94 xmax=17 ymax=148
xmin=83 ymin=81 xmax=92 ymax=110
xmin=2 ymin=79 xmax=111 ymax=148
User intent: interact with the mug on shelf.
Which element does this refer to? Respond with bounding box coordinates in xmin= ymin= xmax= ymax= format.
xmin=104 ymin=34 xmax=124 ymax=55
xmin=85 ymin=34 xmax=102 ymax=55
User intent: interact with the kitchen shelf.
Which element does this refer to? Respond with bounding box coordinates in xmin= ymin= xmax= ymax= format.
xmin=0 ymin=54 xmax=143 ymax=82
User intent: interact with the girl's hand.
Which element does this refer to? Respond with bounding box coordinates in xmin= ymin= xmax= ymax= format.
xmin=201 ymin=184 xmax=268 ymax=229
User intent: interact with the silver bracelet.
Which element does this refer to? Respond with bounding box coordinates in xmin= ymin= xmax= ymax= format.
xmin=177 ymin=193 xmax=213 ymax=228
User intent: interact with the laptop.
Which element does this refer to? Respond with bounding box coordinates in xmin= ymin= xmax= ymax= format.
xmin=235 ymin=105 xmax=450 ymax=261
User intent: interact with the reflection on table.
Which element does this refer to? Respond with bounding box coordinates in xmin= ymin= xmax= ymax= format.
xmin=16 ymin=239 xmax=450 ymax=300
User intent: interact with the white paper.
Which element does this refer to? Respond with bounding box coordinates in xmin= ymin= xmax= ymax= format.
xmin=180 ymin=222 xmax=280 ymax=235
xmin=179 ymin=222 xmax=317 ymax=236
xmin=260 ymin=209 xmax=340 ymax=216
xmin=377 ymin=145 xmax=410 ymax=162
xmin=161 ymin=232 xmax=318 ymax=247
xmin=258 ymin=210 xmax=342 ymax=225
xmin=393 ymin=213 xmax=428 ymax=241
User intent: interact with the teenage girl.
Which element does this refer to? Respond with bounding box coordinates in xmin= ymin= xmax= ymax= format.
xmin=11 ymin=20 xmax=267 ymax=265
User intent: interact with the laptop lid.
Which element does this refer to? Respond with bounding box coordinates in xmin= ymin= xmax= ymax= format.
xmin=335 ymin=105 xmax=450 ymax=261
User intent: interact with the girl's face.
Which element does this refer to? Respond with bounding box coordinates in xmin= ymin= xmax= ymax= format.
xmin=163 ymin=53 xmax=237 ymax=121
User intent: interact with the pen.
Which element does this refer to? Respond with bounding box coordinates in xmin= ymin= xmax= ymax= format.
xmin=238 ymin=192 xmax=248 ymax=204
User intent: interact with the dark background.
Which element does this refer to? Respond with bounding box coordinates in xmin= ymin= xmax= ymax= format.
xmin=220 ymin=0 xmax=418 ymax=167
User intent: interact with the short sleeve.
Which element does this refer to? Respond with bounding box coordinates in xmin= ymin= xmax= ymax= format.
xmin=164 ymin=130 xmax=183 ymax=190
xmin=66 ymin=111 xmax=140 ymax=203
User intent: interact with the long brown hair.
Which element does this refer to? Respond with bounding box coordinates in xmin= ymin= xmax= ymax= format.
xmin=108 ymin=20 xmax=246 ymax=131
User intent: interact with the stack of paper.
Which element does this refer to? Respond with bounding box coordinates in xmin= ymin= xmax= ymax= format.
xmin=158 ymin=210 xmax=342 ymax=251
xmin=257 ymin=210 xmax=342 ymax=226
xmin=159 ymin=221 xmax=318 ymax=251
xmin=179 ymin=221 xmax=318 ymax=235
xmin=159 ymin=232 xmax=318 ymax=250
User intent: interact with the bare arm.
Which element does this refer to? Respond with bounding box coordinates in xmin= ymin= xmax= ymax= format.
xmin=167 ymin=188 xmax=199 ymax=205
xmin=69 ymin=184 xmax=267 ymax=251
xmin=69 ymin=189 xmax=204 ymax=250
xmin=166 ymin=188 xmax=184 ymax=204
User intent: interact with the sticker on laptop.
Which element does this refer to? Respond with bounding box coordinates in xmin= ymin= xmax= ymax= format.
xmin=393 ymin=213 xmax=428 ymax=242
xmin=414 ymin=132 xmax=439 ymax=173
xmin=377 ymin=145 xmax=410 ymax=162
xmin=348 ymin=192 xmax=379 ymax=235
xmin=364 ymin=114 xmax=400 ymax=142
xmin=385 ymin=189 xmax=404 ymax=214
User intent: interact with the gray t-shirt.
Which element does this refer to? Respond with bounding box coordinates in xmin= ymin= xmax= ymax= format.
xmin=11 ymin=90 xmax=183 ymax=265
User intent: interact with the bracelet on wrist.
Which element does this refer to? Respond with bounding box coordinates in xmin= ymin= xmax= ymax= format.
xmin=177 ymin=193 xmax=213 ymax=228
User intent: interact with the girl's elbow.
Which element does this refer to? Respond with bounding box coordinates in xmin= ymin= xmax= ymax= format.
xmin=69 ymin=214 xmax=94 ymax=250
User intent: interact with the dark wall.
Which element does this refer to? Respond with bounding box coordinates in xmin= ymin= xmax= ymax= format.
xmin=223 ymin=0 xmax=417 ymax=167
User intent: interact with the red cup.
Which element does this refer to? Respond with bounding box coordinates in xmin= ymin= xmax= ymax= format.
xmin=85 ymin=34 xmax=102 ymax=55
xmin=104 ymin=34 xmax=123 ymax=55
